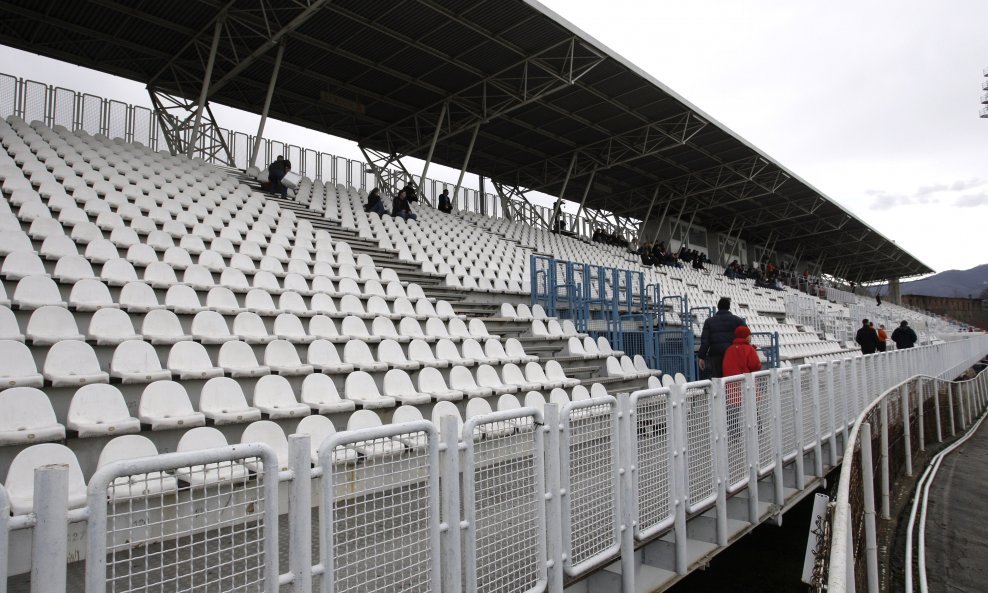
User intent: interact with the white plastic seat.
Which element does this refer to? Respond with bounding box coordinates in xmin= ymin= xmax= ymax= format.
xmin=431 ymin=401 xmax=464 ymax=435
xmin=228 ymin=312 xmax=271 ymax=344
xmin=633 ymin=354 xmax=661 ymax=377
xmin=505 ymin=338 xmax=538 ymax=363
xmin=605 ymin=356 xmax=624 ymax=377
xmin=620 ymin=355 xmax=645 ymax=378
xmin=69 ymin=278 xmax=116 ymax=312
xmin=484 ymin=339 xmax=519 ymax=364
xmin=175 ymin=427 xmax=250 ymax=485
xmin=499 ymin=303 xmax=517 ymax=319
xmin=264 ymin=339 xmax=314 ymax=375
xmin=217 ymin=340 xmax=270 ymax=377
xmin=390 ymin=405 xmax=429 ymax=449
xmin=460 ymin=339 xmax=495 ymax=364
xmin=167 ymin=340 xmax=223 ymax=380
xmin=371 ymin=316 xmax=408 ymax=343
xmin=0 ymin=340 xmax=44 ymax=388
xmin=647 ymin=376 xmax=663 ymax=389
xmin=597 ymin=336 xmax=624 ymax=357
xmin=468 ymin=319 xmax=498 ymax=340
xmin=309 ymin=315 xmax=348 ymax=343
xmin=88 ymin=308 xmax=141 ymax=345
xmin=398 ymin=317 xmax=433 ymax=343
xmin=118 ymin=281 xmax=160 ymax=313
xmin=345 ymin=410 xmax=405 ymax=457
xmin=571 ymin=384 xmax=592 ymax=401
xmin=382 ymin=369 xmax=431 ymax=404
xmin=109 ymin=339 xmax=171 ymax=383
xmin=240 ymin=421 xmax=290 ymax=471
xmin=306 ymin=339 xmax=354 ymax=373
xmin=138 ymin=380 xmax=206 ymax=430
xmin=44 ymin=339 xmax=109 ymax=386
xmin=97 ymin=435 xmax=178 ymax=497
xmin=199 ymin=377 xmax=262 ymax=425
xmin=0 ymin=306 xmax=21 ymax=341
xmin=67 ymin=384 xmax=140 ymax=437
xmin=253 ymin=375 xmax=310 ymax=419
xmin=447 ymin=318 xmax=472 ymax=341
xmin=191 ymin=310 xmax=235 ymax=344
xmin=6 ymin=444 xmax=87 ymax=515
xmin=165 ymin=284 xmax=205 ymax=314
xmin=142 ymin=309 xmax=193 ymax=344
xmin=206 ymin=286 xmax=245 ymax=314
xmin=408 ymin=339 xmax=448 ymax=368
xmin=425 ymin=317 xmax=454 ymax=342
xmin=376 ymin=339 xmax=420 ymax=370
xmin=341 ymin=315 xmax=380 ymax=343
xmin=13 ymin=275 xmax=67 ymax=309
xmin=436 ymin=338 xmax=473 ymax=366
xmin=100 ymin=258 xmax=139 ymax=286
xmin=497 ymin=393 xmax=522 ymax=411
xmin=300 ymin=373 xmax=355 ymax=414
xmin=449 ymin=365 xmax=494 ymax=398
xmin=183 ymin=264 xmax=216 ymax=290
xmin=590 ymin=383 xmax=609 ymax=398
xmin=476 ymin=363 xmax=520 ymax=395
xmin=524 ymin=391 xmax=547 ymax=411
xmin=501 ymin=363 xmax=542 ymax=391
xmin=0 ymin=387 xmax=65 ymax=444
xmin=548 ymin=388 xmax=570 ymax=407
xmin=562 ymin=337 xmax=591 ymax=359
xmin=26 ymin=305 xmax=85 ymax=345
xmin=343 ymin=340 xmax=388 ymax=372
xmin=274 ymin=313 xmax=314 ymax=344
xmin=297 ymin=415 xmax=357 ymax=464
xmin=2 ymin=251 xmax=48 ymax=280
xmin=343 ymin=371 xmax=397 ymax=409
xmin=544 ymin=360 xmax=580 ymax=388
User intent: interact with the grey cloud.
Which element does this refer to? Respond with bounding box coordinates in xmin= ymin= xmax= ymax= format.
xmin=868 ymin=190 xmax=939 ymax=210
xmin=955 ymin=192 xmax=988 ymax=207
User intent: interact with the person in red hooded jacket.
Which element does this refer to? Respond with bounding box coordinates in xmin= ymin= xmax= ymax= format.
xmin=722 ymin=325 xmax=763 ymax=443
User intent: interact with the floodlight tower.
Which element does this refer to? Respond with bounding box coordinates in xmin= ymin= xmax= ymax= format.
xmin=981 ymin=68 xmax=988 ymax=117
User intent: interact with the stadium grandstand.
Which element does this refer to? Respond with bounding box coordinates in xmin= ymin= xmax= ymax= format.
xmin=0 ymin=1 xmax=984 ymax=593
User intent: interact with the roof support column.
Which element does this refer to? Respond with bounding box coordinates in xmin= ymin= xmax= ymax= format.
xmin=680 ymin=209 xmax=698 ymax=249
xmin=635 ymin=186 xmax=661 ymax=243
xmin=187 ymin=16 xmax=225 ymax=159
xmin=648 ymin=198 xmax=672 ymax=245
xmin=249 ymin=42 xmax=285 ymax=169
xmin=573 ymin=170 xmax=596 ymax=222
xmin=550 ymin=152 xmax=578 ymax=226
xmin=728 ymin=223 xmax=746 ymax=264
xmin=718 ymin=217 xmax=737 ymax=265
xmin=657 ymin=199 xmax=688 ymax=244
xmin=418 ymin=101 xmax=448 ymax=190
xmin=452 ymin=123 xmax=480 ymax=204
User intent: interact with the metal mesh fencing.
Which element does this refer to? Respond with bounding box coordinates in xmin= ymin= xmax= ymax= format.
xmin=722 ymin=377 xmax=748 ymax=493
xmin=632 ymin=389 xmax=675 ymax=539
xmin=463 ymin=411 xmax=547 ymax=593
xmin=684 ymin=383 xmax=717 ymax=513
xmin=87 ymin=445 xmax=279 ymax=593
xmin=754 ymin=372 xmax=775 ymax=476
xmin=52 ymin=86 xmax=75 ymax=129
xmin=319 ymin=421 xmax=439 ymax=593
xmin=107 ymin=100 xmax=128 ymax=142
xmin=560 ymin=399 xmax=620 ymax=576
xmin=23 ymin=79 xmax=47 ymax=124
xmin=800 ymin=366 xmax=818 ymax=450
xmin=817 ymin=363 xmax=833 ymax=440
xmin=778 ymin=368 xmax=798 ymax=461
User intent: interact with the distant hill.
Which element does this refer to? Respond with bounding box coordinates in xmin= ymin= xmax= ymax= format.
xmin=894 ymin=263 xmax=988 ymax=298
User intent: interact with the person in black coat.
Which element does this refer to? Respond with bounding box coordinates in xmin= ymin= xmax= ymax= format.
xmin=698 ymin=297 xmax=747 ymax=378
xmin=891 ymin=321 xmax=918 ymax=349
xmin=437 ymin=188 xmax=453 ymax=214
xmin=391 ymin=190 xmax=417 ymax=221
xmin=364 ymin=187 xmax=386 ymax=216
xmin=855 ymin=319 xmax=880 ymax=354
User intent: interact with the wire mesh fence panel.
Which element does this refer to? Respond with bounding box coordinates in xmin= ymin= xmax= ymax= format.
xmin=81 ymin=94 xmax=102 ymax=135
xmin=86 ymin=444 xmax=279 ymax=593
xmin=817 ymin=364 xmax=833 ymax=440
xmin=560 ymin=399 xmax=620 ymax=576
xmin=462 ymin=411 xmax=547 ymax=593
xmin=52 ymin=86 xmax=76 ymax=130
xmin=684 ymin=383 xmax=717 ymax=513
xmin=800 ymin=366 xmax=818 ymax=451
xmin=132 ymin=106 xmax=155 ymax=149
xmin=632 ymin=389 xmax=675 ymax=539
xmin=778 ymin=368 xmax=798 ymax=462
xmin=228 ymin=132 xmax=250 ymax=170
xmin=0 ymin=73 xmax=17 ymax=118
xmin=319 ymin=421 xmax=440 ymax=593
xmin=22 ymin=79 xmax=47 ymax=125
xmin=754 ymin=372 xmax=775 ymax=476
xmin=722 ymin=377 xmax=748 ymax=493
xmin=107 ymin=100 xmax=128 ymax=142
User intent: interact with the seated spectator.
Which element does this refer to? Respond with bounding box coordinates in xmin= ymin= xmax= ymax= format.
xmin=638 ymin=242 xmax=654 ymax=266
xmin=402 ymin=182 xmax=419 ymax=203
xmin=391 ymin=189 xmax=417 ymax=221
xmin=692 ymin=252 xmax=705 ymax=270
xmin=364 ymin=187 xmax=387 ymax=217
xmin=437 ymin=188 xmax=453 ymax=214
xmin=267 ymin=155 xmax=290 ymax=198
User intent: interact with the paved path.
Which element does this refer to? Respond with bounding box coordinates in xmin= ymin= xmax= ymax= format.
xmin=924 ymin=419 xmax=988 ymax=593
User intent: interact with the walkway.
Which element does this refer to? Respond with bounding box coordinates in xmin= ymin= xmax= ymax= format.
xmin=923 ymin=418 xmax=988 ymax=593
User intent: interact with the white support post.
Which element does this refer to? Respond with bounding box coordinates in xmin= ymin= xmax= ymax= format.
xmin=188 ymin=17 xmax=225 ymax=159
xmin=743 ymin=375 xmax=760 ymax=523
xmin=917 ymin=378 xmax=925 ymax=453
xmin=770 ymin=369 xmax=786 ymax=507
xmin=811 ymin=366 xmax=824 ymax=477
xmin=419 ymin=102 xmax=448 ymax=189
xmin=440 ymin=417 xmax=463 ymax=593
xmin=712 ymin=379 xmax=729 ymax=546
xmin=670 ymin=383 xmax=689 ymax=575
xmin=452 ymin=123 xmax=480 ymax=203
xmin=31 ymin=465 xmax=68 ymax=593
xmin=550 ymin=152 xmax=579 ymax=227
xmin=288 ymin=435 xmax=312 ymax=593
xmin=543 ymin=404 xmax=564 ymax=593
xmin=860 ymin=422 xmax=881 ymax=593
xmin=826 ymin=364 xmax=838 ymax=467
xmin=249 ymin=42 xmax=285 ymax=169
xmin=947 ymin=381 xmax=956 ymax=437
xmin=933 ymin=378 xmax=943 ymax=443
xmin=617 ymin=394 xmax=637 ymax=593
xmin=792 ymin=367 xmax=806 ymax=490
xmin=901 ymin=384 xmax=913 ymax=478
xmin=879 ymin=398 xmax=890 ymax=520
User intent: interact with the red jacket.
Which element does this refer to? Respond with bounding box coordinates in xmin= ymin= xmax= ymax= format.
xmin=722 ymin=338 xmax=762 ymax=378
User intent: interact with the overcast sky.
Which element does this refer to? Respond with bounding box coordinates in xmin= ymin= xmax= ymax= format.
xmin=1 ymin=0 xmax=986 ymax=277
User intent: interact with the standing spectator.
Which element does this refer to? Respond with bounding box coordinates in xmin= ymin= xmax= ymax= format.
xmin=364 ymin=187 xmax=386 ymax=216
xmin=855 ymin=319 xmax=879 ymax=354
xmin=267 ymin=155 xmax=290 ymax=198
xmin=391 ymin=189 xmax=417 ymax=221
xmin=437 ymin=188 xmax=453 ymax=214
xmin=876 ymin=293 xmax=882 ymax=306
xmin=876 ymin=324 xmax=888 ymax=352
xmin=698 ymin=297 xmax=747 ymax=379
xmin=891 ymin=321 xmax=918 ymax=349
xmin=402 ymin=182 xmax=418 ymax=203
xmin=722 ymin=325 xmax=762 ymax=377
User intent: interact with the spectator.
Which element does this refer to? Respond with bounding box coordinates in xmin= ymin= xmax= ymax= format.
xmin=437 ymin=188 xmax=453 ymax=214
xmin=876 ymin=324 xmax=888 ymax=352
xmin=638 ymin=242 xmax=654 ymax=266
xmin=855 ymin=319 xmax=879 ymax=354
xmin=722 ymin=325 xmax=763 ymax=377
xmin=876 ymin=293 xmax=882 ymax=306
xmin=692 ymin=251 xmax=705 ymax=270
xmin=391 ymin=189 xmax=417 ymax=221
xmin=364 ymin=187 xmax=386 ymax=217
xmin=891 ymin=321 xmax=918 ymax=349
xmin=402 ymin=182 xmax=418 ymax=203
xmin=267 ymin=155 xmax=290 ymax=198
xmin=698 ymin=297 xmax=747 ymax=379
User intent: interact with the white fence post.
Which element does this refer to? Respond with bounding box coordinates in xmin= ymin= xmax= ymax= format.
xmin=670 ymin=383 xmax=689 ymax=575
xmin=900 ymin=384 xmax=912 ymax=478
xmin=287 ymin=435 xmax=312 ymax=593
xmin=712 ymin=379 xmax=729 ymax=547
xmin=31 ymin=465 xmax=68 ymax=593
xmin=860 ymin=422 xmax=880 ymax=593
xmin=543 ymin=403 xmax=564 ymax=593
xmin=440 ymin=416 xmax=463 ymax=593
xmin=743 ymin=374 xmax=760 ymax=523
xmin=879 ymin=398 xmax=890 ymax=520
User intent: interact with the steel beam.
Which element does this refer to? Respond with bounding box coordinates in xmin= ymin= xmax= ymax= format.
xmin=187 ymin=17 xmax=224 ymax=159
xmin=453 ymin=124 xmax=481 ymax=202
xmin=249 ymin=41 xmax=285 ymax=169
xmin=418 ymin=101 xmax=449 ymax=190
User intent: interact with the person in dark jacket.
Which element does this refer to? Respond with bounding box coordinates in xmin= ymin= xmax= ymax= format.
xmin=891 ymin=321 xmax=918 ymax=349
xmin=401 ymin=182 xmax=418 ymax=203
xmin=365 ymin=187 xmax=386 ymax=216
xmin=391 ymin=189 xmax=417 ymax=221
xmin=698 ymin=297 xmax=747 ymax=379
xmin=855 ymin=319 xmax=880 ymax=354
xmin=268 ymin=155 xmax=290 ymax=198
xmin=437 ymin=188 xmax=453 ymax=214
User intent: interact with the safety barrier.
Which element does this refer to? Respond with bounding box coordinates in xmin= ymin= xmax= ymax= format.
xmin=825 ymin=338 xmax=988 ymax=593
xmin=1 ymin=337 xmax=985 ymax=593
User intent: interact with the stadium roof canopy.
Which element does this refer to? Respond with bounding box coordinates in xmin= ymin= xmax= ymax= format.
xmin=0 ymin=0 xmax=932 ymax=282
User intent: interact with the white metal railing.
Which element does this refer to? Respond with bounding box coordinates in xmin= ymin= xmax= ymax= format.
xmin=825 ymin=339 xmax=988 ymax=593
xmin=0 ymin=336 xmax=985 ymax=593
